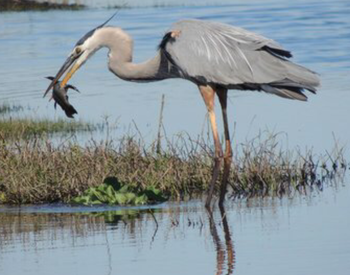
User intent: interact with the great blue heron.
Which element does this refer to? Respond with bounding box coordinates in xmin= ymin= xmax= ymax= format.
xmin=44 ymin=13 xmax=320 ymax=207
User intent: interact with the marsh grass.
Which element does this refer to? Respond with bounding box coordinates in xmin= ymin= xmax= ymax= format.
xmin=0 ymin=117 xmax=97 ymax=140
xmin=0 ymin=101 xmax=347 ymax=204
xmin=0 ymin=128 xmax=347 ymax=204
xmin=0 ymin=102 xmax=99 ymax=139
xmin=0 ymin=103 xmax=24 ymax=115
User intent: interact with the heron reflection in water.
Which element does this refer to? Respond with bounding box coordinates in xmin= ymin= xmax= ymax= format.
xmin=207 ymin=206 xmax=235 ymax=275
xmin=44 ymin=12 xmax=319 ymax=207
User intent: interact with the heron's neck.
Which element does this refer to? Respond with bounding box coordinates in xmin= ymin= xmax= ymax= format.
xmin=96 ymin=27 xmax=175 ymax=82
xmin=110 ymin=52 xmax=170 ymax=82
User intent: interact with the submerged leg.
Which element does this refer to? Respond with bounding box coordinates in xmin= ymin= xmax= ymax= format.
xmin=216 ymin=87 xmax=232 ymax=206
xmin=198 ymin=85 xmax=223 ymax=208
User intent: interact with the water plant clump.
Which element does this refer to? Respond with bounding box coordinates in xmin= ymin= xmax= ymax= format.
xmin=71 ymin=177 xmax=168 ymax=205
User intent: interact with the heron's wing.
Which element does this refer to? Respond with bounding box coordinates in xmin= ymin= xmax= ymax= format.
xmin=161 ymin=20 xmax=319 ymax=99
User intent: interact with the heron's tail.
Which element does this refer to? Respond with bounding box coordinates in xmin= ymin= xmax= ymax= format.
xmin=261 ymin=61 xmax=320 ymax=101
xmin=63 ymin=105 xmax=78 ymax=118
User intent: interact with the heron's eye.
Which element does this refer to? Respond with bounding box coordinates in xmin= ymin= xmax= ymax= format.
xmin=75 ymin=47 xmax=82 ymax=55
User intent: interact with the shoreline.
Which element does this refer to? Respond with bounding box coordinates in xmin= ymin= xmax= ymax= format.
xmin=0 ymin=0 xmax=84 ymax=12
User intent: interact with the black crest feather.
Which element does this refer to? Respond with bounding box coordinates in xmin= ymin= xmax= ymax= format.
xmin=76 ymin=10 xmax=120 ymax=46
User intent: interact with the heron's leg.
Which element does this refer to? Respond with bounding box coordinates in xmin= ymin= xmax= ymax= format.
xmin=198 ymin=85 xmax=223 ymax=208
xmin=216 ymin=88 xmax=232 ymax=206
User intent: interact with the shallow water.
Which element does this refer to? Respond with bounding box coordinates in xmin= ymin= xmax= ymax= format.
xmin=1 ymin=183 xmax=349 ymax=275
xmin=0 ymin=0 xmax=350 ymax=152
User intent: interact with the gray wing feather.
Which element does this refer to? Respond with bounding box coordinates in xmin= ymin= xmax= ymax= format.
xmin=164 ymin=19 xmax=319 ymax=100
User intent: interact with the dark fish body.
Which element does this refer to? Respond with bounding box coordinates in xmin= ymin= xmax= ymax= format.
xmin=46 ymin=76 xmax=80 ymax=118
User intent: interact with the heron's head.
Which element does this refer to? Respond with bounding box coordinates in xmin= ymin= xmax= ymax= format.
xmin=44 ymin=12 xmax=118 ymax=97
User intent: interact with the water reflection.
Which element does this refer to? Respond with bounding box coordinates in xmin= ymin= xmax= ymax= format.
xmin=0 ymin=204 xmax=236 ymax=275
xmin=207 ymin=206 xmax=235 ymax=275
xmin=1 ymin=185 xmax=350 ymax=275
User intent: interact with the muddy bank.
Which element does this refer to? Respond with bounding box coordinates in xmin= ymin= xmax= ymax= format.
xmin=0 ymin=0 xmax=84 ymax=11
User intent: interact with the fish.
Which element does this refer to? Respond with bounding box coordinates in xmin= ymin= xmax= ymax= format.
xmin=45 ymin=76 xmax=80 ymax=118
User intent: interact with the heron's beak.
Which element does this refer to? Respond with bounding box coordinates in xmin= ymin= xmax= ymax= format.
xmin=44 ymin=51 xmax=87 ymax=98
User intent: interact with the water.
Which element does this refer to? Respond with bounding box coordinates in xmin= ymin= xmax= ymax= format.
xmin=0 ymin=1 xmax=350 ymax=274
xmin=1 ymin=183 xmax=349 ymax=275
xmin=0 ymin=0 xmax=349 ymax=152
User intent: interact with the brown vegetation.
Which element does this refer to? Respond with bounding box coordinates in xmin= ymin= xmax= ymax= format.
xmin=0 ymin=128 xmax=346 ymax=204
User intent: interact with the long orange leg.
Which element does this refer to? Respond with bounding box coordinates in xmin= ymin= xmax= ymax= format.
xmin=198 ymin=85 xmax=223 ymax=208
xmin=217 ymin=88 xmax=232 ymax=206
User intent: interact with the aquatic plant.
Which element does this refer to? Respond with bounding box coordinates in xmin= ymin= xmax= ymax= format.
xmin=89 ymin=209 xmax=145 ymax=224
xmin=71 ymin=177 xmax=168 ymax=205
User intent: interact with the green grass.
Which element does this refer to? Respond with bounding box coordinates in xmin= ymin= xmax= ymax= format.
xmin=0 ymin=102 xmax=97 ymax=139
xmin=0 ymin=117 xmax=96 ymax=140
